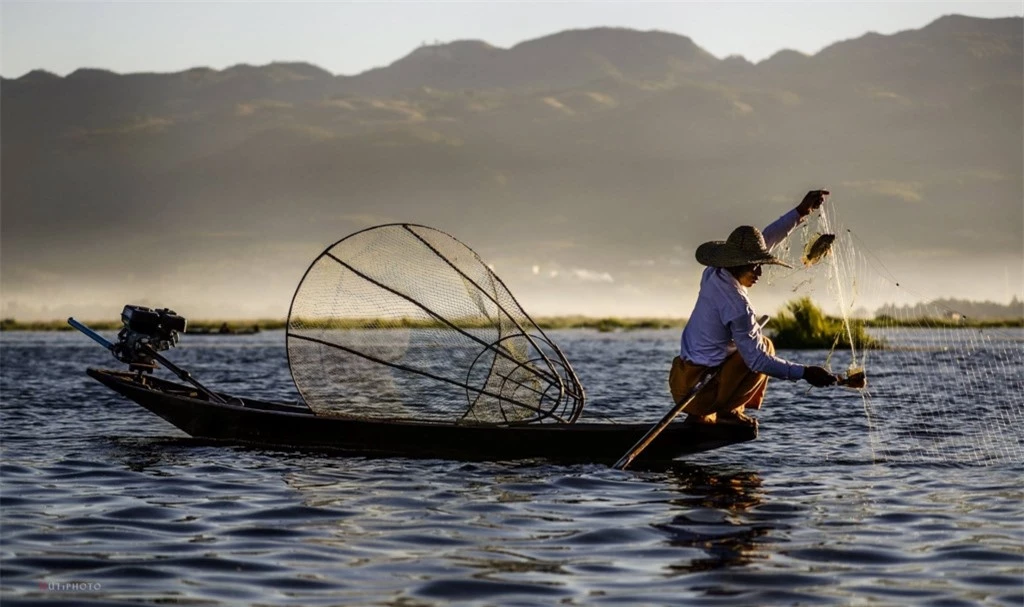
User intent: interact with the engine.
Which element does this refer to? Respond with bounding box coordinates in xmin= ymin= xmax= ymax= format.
xmin=112 ymin=305 xmax=187 ymax=371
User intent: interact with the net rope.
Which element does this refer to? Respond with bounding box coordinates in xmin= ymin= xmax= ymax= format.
xmin=765 ymin=200 xmax=1024 ymax=466
xmin=286 ymin=224 xmax=585 ymax=425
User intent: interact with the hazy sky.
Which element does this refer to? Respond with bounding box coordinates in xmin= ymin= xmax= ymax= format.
xmin=2 ymin=1 xmax=1022 ymax=78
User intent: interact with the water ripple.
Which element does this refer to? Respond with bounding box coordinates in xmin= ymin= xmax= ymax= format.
xmin=1 ymin=330 xmax=1022 ymax=605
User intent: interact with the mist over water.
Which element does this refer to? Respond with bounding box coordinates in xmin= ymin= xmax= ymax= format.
xmin=2 ymin=330 xmax=1021 ymax=605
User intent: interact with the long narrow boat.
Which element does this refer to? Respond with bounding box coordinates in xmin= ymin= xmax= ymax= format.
xmin=74 ymin=222 xmax=763 ymax=466
xmin=88 ymin=368 xmax=756 ymax=464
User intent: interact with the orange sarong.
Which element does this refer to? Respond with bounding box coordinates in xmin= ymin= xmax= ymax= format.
xmin=668 ymin=336 xmax=776 ymax=418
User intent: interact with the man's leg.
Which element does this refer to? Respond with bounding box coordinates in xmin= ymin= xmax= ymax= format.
xmin=710 ymin=337 xmax=777 ymax=422
xmin=670 ymin=356 xmax=719 ymax=421
xmin=730 ymin=337 xmax=776 ymax=412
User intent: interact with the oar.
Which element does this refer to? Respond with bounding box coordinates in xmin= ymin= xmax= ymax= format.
xmin=613 ymin=315 xmax=770 ymax=470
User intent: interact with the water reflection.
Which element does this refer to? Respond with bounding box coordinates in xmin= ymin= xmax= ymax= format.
xmin=276 ymin=458 xmax=775 ymax=588
xmin=102 ymin=429 xmax=777 ymax=587
xmin=654 ymin=464 xmax=771 ymax=574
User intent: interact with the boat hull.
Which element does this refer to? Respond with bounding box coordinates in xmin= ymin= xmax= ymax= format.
xmin=87 ymin=369 xmax=756 ymax=464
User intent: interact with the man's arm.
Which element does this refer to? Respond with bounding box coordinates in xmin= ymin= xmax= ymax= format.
xmin=728 ymin=311 xmax=804 ymax=379
xmin=728 ymin=310 xmax=841 ymax=386
xmin=762 ymin=189 xmax=830 ymax=250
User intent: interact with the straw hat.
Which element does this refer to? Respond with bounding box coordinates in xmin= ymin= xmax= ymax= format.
xmin=695 ymin=225 xmax=793 ymax=269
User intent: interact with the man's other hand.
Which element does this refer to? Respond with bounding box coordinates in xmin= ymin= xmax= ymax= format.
xmin=804 ymin=366 xmax=839 ymax=387
xmin=797 ymin=189 xmax=830 ymax=216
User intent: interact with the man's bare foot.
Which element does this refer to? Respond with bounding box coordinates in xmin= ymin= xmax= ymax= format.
xmin=683 ymin=414 xmax=716 ymax=426
xmin=717 ymin=410 xmax=756 ymax=426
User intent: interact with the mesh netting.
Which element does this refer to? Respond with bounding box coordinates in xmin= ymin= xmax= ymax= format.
xmin=764 ymin=201 xmax=1024 ymax=466
xmin=286 ymin=224 xmax=585 ymax=425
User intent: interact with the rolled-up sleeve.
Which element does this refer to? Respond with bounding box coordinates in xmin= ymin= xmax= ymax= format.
xmin=762 ymin=209 xmax=805 ymax=250
xmin=727 ymin=310 xmax=805 ymax=380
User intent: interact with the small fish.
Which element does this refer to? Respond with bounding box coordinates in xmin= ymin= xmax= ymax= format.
xmin=802 ymin=233 xmax=836 ymax=267
xmin=841 ymin=369 xmax=867 ymax=389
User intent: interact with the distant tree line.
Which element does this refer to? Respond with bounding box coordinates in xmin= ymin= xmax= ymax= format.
xmin=875 ymin=297 xmax=1023 ymax=321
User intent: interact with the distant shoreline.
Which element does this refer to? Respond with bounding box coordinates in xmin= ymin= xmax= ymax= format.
xmin=2 ymin=316 xmax=1021 ymax=332
xmin=0 ymin=317 xmax=685 ymax=333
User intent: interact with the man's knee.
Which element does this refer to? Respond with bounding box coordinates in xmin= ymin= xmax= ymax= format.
xmin=668 ymin=356 xmax=687 ymax=402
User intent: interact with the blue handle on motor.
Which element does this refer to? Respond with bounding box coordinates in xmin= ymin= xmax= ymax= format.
xmin=67 ymin=317 xmax=115 ymax=350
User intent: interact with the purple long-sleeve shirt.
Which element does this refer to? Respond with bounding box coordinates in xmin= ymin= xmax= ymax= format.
xmin=679 ymin=209 xmax=805 ymax=380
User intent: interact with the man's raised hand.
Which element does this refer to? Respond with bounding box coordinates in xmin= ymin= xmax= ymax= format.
xmin=797 ymin=189 xmax=830 ymax=217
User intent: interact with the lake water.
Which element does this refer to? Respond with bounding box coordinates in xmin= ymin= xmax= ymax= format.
xmin=1 ymin=329 xmax=1022 ymax=605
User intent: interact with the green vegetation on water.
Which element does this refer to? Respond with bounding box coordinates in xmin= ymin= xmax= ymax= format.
xmin=232 ymin=316 xmax=683 ymax=332
xmin=537 ymin=316 xmax=684 ymax=331
xmin=769 ymin=297 xmax=885 ymax=350
xmin=0 ymin=318 xmax=287 ymax=333
xmin=1 ymin=316 xmax=684 ymax=333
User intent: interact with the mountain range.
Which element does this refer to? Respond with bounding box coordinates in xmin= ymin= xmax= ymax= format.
xmin=2 ymin=14 xmax=1021 ymax=320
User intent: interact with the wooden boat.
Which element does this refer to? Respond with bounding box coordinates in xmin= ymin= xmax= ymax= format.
xmin=87 ymin=368 xmax=757 ymax=464
xmin=73 ymin=230 xmax=761 ymax=466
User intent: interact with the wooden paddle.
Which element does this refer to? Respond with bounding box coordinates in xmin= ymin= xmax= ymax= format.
xmin=613 ymin=315 xmax=771 ymax=470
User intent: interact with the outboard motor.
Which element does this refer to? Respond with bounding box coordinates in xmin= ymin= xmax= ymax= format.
xmin=69 ymin=306 xmax=226 ymax=403
xmin=112 ymin=305 xmax=187 ymax=372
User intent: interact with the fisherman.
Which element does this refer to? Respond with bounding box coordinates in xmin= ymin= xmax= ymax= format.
xmin=671 ymin=189 xmax=840 ymax=426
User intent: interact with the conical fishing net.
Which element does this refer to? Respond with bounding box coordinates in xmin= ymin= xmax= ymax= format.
xmin=286 ymin=224 xmax=585 ymax=425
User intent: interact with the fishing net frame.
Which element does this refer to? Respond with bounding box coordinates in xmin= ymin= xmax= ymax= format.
xmin=285 ymin=223 xmax=585 ymax=426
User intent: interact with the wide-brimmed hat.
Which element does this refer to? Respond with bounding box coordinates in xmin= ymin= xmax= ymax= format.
xmin=695 ymin=225 xmax=793 ymax=269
